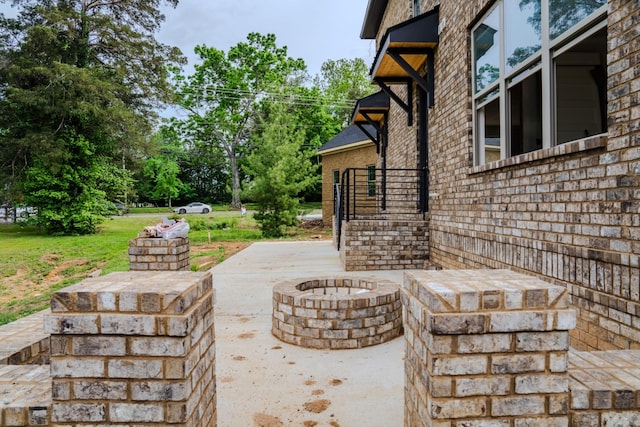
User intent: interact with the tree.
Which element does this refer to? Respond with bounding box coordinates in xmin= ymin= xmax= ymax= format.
xmin=243 ymin=104 xmax=319 ymax=238
xmin=314 ymin=58 xmax=377 ymax=126
xmin=141 ymin=126 xmax=186 ymax=208
xmin=0 ymin=0 xmax=183 ymax=233
xmin=172 ymin=32 xmax=306 ymax=208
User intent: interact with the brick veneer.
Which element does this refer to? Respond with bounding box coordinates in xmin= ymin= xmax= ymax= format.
xmin=339 ymin=219 xmax=429 ymax=270
xmin=402 ymin=269 xmax=576 ymax=426
xmin=272 ymin=276 xmax=402 ymax=349
xmin=370 ymin=0 xmax=640 ymax=351
xmin=43 ymin=271 xmax=216 ymax=426
xmin=129 ymin=237 xmax=190 ymax=271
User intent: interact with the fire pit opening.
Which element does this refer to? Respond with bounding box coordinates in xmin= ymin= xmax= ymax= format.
xmin=272 ymin=277 xmax=402 ymax=349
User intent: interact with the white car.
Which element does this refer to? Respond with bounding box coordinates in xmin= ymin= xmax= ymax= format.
xmin=173 ymin=202 xmax=211 ymax=214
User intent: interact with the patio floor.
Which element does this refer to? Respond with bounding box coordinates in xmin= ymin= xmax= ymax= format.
xmin=212 ymin=240 xmax=406 ymax=426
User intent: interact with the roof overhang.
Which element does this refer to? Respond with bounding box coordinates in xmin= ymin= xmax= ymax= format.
xmin=351 ymin=91 xmax=390 ymax=126
xmin=370 ymin=6 xmax=439 ymax=90
xmin=360 ymin=0 xmax=389 ymax=39
xmin=317 ymin=139 xmax=374 ymax=156
xmin=350 ymin=91 xmax=390 ymax=153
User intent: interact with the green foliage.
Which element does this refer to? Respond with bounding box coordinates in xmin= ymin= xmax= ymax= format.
xmin=315 ymin=58 xmax=377 ymax=126
xmin=0 ymin=0 xmax=184 ymax=233
xmin=172 ymin=32 xmax=307 ymax=208
xmin=243 ymin=105 xmax=319 ymax=238
xmin=22 ymin=133 xmax=110 ymax=235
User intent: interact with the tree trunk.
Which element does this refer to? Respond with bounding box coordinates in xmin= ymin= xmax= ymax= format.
xmin=230 ymin=155 xmax=241 ymax=208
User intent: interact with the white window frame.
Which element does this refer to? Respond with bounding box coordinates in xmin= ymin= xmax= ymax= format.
xmin=471 ymin=0 xmax=607 ymax=166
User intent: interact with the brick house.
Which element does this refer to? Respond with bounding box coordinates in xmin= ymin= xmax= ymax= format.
xmin=336 ymin=0 xmax=639 ymax=352
xmin=317 ymin=123 xmax=378 ymax=225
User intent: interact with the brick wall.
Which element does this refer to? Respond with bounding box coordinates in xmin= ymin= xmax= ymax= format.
xmin=44 ymin=271 xmax=216 ymax=426
xmin=374 ymin=0 xmax=640 ymax=350
xmin=320 ymin=143 xmax=377 ymax=225
xmin=339 ymin=218 xmax=429 ymax=270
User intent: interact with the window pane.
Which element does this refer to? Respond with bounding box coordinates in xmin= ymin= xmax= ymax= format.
xmin=367 ymin=166 xmax=376 ymax=197
xmin=505 ymin=0 xmax=541 ymax=72
xmin=473 ymin=7 xmax=500 ymax=93
xmin=510 ymin=71 xmax=542 ymax=155
xmin=480 ymin=97 xmax=501 ymax=163
xmin=549 ymin=0 xmax=606 ymax=40
xmin=333 ymin=170 xmax=340 ymax=184
xmin=555 ymin=27 xmax=607 ymax=144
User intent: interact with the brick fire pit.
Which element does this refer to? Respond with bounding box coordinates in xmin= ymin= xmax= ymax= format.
xmin=272 ymin=276 xmax=402 ymax=349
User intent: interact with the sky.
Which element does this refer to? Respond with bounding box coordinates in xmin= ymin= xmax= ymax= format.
xmin=0 ymin=0 xmax=377 ymax=78
xmin=157 ymin=0 xmax=376 ymax=78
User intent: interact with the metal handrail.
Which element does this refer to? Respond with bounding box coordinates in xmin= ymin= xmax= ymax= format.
xmin=334 ymin=167 xmax=428 ymax=250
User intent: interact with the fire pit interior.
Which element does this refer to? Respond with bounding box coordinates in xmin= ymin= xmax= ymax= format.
xmin=272 ymin=276 xmax=402 ymax=349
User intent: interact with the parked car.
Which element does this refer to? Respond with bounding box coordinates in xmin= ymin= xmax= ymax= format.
xmin=173 ymin=202 xmax=211 ymax=214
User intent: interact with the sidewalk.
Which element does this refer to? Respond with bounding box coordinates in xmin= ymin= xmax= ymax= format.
xmin=211 ymin=240 xmax=406 ymax=427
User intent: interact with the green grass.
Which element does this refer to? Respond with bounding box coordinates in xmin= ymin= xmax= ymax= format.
xmin=0 ymin=213 xmax=264 ymax=325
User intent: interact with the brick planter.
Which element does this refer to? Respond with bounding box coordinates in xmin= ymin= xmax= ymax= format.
xmin=272 ymin=276 xmax=402 ymax=349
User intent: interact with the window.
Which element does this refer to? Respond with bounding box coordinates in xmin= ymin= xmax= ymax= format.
xmin=332 ymin=169 xmax=340 ymax=185
xmin=413 ymin=0 xmax=421 ymax=17
xmin=472 ymin=0 xmax=607 ymax=165
xmin=367 ymin=165 xmax=376 ymax=197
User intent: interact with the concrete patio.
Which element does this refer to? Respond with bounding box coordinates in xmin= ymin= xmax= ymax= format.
xmin=212 ymin=240 xmax=406 ymax=426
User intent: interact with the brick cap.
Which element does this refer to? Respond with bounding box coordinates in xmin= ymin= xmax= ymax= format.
xmin=49 ymin=271 xmax=212 ymax=315
xmin=404 ymin=269 xmax=568 ymax=312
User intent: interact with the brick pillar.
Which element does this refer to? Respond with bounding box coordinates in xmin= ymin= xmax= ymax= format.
xmin=129 ymin=237 xmax=190 ymax=271
xmin=44 ymin=271 xmax=216 ymax=426
xmin=402 ymin=269 xmax=576 ymax=427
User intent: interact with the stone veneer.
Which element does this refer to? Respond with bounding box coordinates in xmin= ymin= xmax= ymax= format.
xmin=339 ymin=219 xmax=429 ymax=270
xmin=272 ymin=276 xmax=402 ymax=349
xmin=43 ymin=270 xmax=216 ymax=426
xmin=129 ymin=237 xmax=190 ymax=271
xmin=402 ymin=269 xmax=576 ymax=426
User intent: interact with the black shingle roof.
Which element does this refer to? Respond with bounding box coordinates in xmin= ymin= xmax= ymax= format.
xmin=317 ymin=125 xmax=375 ymax=153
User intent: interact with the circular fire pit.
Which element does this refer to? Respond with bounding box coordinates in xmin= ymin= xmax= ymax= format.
xmin=272 ymin=277 xmax=402 ymax=349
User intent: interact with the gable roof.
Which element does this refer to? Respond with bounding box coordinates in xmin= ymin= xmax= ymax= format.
xmin=317 ymin=124 xmax=376 ymax=155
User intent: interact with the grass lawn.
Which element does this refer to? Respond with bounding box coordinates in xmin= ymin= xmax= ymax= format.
xmin=0 ymin=208 xmax=328 ymax=325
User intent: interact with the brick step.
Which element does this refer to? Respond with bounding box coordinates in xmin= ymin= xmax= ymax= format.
xmin=0 ymin=365 xmax=51 ymax=426
xmin=0 ymin=310 xmax=50 ymax=365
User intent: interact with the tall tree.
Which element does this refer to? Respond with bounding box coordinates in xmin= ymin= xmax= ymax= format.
xmin=243 ymin=103 xmax=319 ymax=238
xmin=172 ymin=32 xmax=306 ymax=208
xmin=141 ymin=126 xmax=187 ymax=208
xmin=314 ymin=58 xmax=377 ymax=126
xmin=0 ymin=0 xmax=183 ymax=233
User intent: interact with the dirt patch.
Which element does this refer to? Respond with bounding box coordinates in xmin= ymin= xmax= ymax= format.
xmin=303 ymin=421 xmax=318 ymax=427
xmin=303 ymin=399 xmax=331 ymax=414
xmin=253 ymin=413 xmax=284 ymax=427
xmin=311 ymin=389 xmax=324 ymax=396
xmin=330 ymin=379 xmax=343 ymax=386
xmin=232 ymin=356 xmax=246 ymax=361
xmin=44 ymin=259 xmax=88 ymax=283
xmin=238 ymin=332 xmax=256 ymax=339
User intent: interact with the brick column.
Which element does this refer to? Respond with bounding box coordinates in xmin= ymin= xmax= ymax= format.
xmin=44 ymin=271 xmax=216 ymax=426
xmin=129 ymin=237 xmax=190 ymax=271
xmin=402 ymin=269 xmax=576 ymax=427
